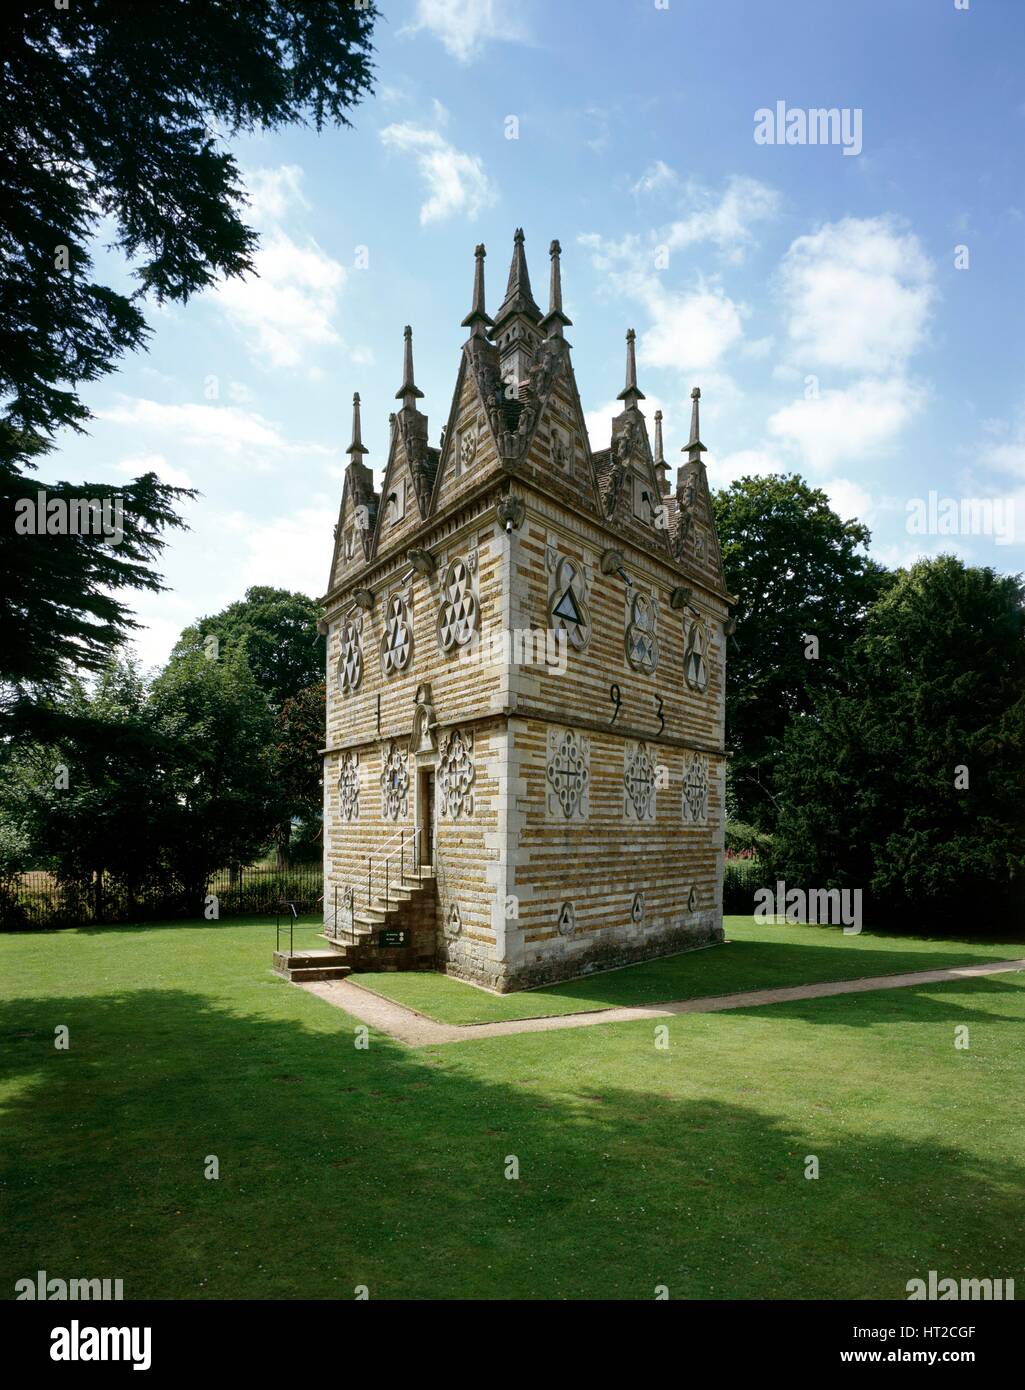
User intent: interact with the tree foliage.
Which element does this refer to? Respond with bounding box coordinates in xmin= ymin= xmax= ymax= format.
xmin=1 ymin=0 xmax=377 ymax=457
xmin=0 ymin=2 xmax=376 ymax=714
xmin=148 ymin=645 xmax=282 ymax=905
xmin=178 ymin=586 xmax=325 ymax=709
xmin=1 ymin=661 xmax=175 ymax=913
xmin=173 ymin=586 xmax=326 ymax=855
xmin=1 ymin=651 xmax=283 ymax=917
xmin=1 ymin=472 xmax=193 ymax=707
xmin=771 ymin=557 xmax=1025 ymax=927
xmin=272 ymin=679 xmax=325 ymax=830
xmin=712 ymin=473 xmax=892 ymax=826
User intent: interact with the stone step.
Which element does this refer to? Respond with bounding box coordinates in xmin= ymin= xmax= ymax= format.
xmin=274 ymin=948 xmax=341 ymax=968
xmin=286 ymin=965 xmax=352 ymax=982
xmin=317 ymin=930 xmax=371 ymax=947
xmin=272 ymin=949 xmax=352 ymax=982
xmin=376 ymin=886 xmax=415 ymax=904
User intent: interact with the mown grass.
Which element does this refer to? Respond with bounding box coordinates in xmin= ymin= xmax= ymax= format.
xmin=2 ymin=915 xmax=1023 ymax=1300
xmin=348 ymin=915 xmax=1025 ymax=1025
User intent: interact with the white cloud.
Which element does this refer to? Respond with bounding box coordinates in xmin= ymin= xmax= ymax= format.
xmin=779 ymin=216 xmax=935 ymax=374
xmin=582 ymin=174 xmax=779 ymax=273
xmin=584 ymin=394 xmax=670 ymax=453
xmin=663 ymin=176 xmax=781 ymax=262
xmin=404 ymin=0 xmax=530 ymax=63
xmin=767 ymin=377 xmax=926 ymax=473
xmin=631 ymin=160 xmax=677 ymax=197
xmin=212 ymin=230 xmax=345 ymax=368
xmin=980 ymin=418 xmax=1025 ymax=479
xmin=114 ymin=453 xmax=194 ymax=489
xmin=218 ymin=502 xmax=335 ymax=598
xmin=640 ymin=288 xmax=745 ymax=373
xmin=578 ymin=177 xmax=778 ymax=381
xmin=244 ymin=164 xmax=309 ymax=226
xmin=823 ymin=477 xmax=876 ymax=527
xmin=708 ymin=448 xmax=783 ymax=489
xmin=379 ymin=122 xmax=496 ymax=225
xmin=98 ymin=398 xmax=333 ymax=462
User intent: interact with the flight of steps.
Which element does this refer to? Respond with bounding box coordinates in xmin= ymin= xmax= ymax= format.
xmin=273 ymin=865 xmax=436 ymax=981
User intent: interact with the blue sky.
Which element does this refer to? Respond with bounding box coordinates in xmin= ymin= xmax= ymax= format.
xmin=56 ymin=0 xmax=1025 ymax=668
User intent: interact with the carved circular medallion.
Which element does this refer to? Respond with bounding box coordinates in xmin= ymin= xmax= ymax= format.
xmin=437 ymin=558 xmax=480 ymax=651
xmin=380 ymin=593 xmax=413 ymax=676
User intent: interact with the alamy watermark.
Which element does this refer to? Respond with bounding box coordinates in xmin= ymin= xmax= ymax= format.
xmin=906 ymin=491 xmax=1015 ymax=545
xmin=907 ymin=1271 xmax=1014 ymax=1301
xmin=754 ymin=879 xmax=863 ymax=934
xmin=49 ymin=1320 xmax=151 ymax=1371
xmin=457 ymin=625 xmax=569 ymax=677
xmin=16 ymin=1269 xmax=123 ymax=1299
xmin=13 ymin=491 xmax=124 ymax=546
xmin=754 ymin=101 xmax=862 ymax=156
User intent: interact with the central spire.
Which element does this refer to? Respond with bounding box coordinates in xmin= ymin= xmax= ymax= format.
xmin=616 ymin=328 xmax=646 ymax=405
xmin=395 ymin=325 xmax=424 ymax=409
xmin=492 ymin=228 xmax=542 ymax=331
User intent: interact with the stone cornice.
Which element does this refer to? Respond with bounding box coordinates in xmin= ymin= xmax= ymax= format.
xmin=321 ymin=706 xmax=725 ymax=759
xmin=320 ymin=464 xmax=734 ymax=624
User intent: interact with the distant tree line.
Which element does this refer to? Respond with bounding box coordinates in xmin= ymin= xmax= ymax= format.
xmin=0 ymin=587 xmax=325 ymax=921
xmin=714 ymin=474 xmax=1025 ymax=931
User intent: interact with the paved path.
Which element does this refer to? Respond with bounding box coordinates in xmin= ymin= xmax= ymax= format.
xmin=298 ymin=957 xmax=1025 ymax=1048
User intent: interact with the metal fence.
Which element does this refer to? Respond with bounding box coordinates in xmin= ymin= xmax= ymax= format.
xmin=1 ymin=863 xmax=324 ymax=930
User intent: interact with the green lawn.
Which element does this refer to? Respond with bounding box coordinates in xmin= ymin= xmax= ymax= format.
xmin=2 ymin=915 xmax=1023 ymax=1300
xmin=349 ymin=915 xmax=1025 ymax=1025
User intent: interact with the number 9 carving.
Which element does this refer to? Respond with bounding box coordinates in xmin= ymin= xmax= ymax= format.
xmin=609 ymin=683 xmax=622 ymax=724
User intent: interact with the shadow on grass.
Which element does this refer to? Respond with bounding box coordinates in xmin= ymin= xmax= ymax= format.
xmin=351 ymin=929 xmax=1025 ymax=1025
xmin=1 ymin=983 xmax=1024 ymax=1299
xmin=711 ymin=971 xmax=1025 ymax=1030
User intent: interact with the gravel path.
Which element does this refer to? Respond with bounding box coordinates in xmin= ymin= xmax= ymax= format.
xmin=298 ymin=957 xmax=1025 ymax=1047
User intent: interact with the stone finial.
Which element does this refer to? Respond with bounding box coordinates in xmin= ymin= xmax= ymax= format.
xmin=460 ymin=243 xmax=494 ymax=337
xmin=616 ymin=328 xmax=646 ymax=405
xmin=540 ymin=237 xmax=572 ymax=336
xmin=346 ymin=391 xmax=368 ymax=456
xmin=685 ymin=385 xmax=706 ymax=458
xmin=395 ymin=325 xmax=425 ymax=406
xmin=654 ymin=408 xmax=670 ymax=495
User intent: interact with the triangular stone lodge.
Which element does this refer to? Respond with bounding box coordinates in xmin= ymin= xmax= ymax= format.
xmin=312 ymin=230 xmax=733 ymax=993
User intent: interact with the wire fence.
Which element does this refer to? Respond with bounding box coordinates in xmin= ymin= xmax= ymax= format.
xmin=1 ymin=863 xmax=324 ymax=930
xmin=2 ymin=856 xmax=767 ymax=930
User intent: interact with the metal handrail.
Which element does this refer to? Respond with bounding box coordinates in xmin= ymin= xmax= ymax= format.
xmin=323 ymin=828 xmax=427 ymax=947
xmin=367 ymin=827 xmax=424 ymax=912
xmin=320 ymin=882 xmax=361 ymax=946
xmin=275 ymin=900 xmax=300 ymax=954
